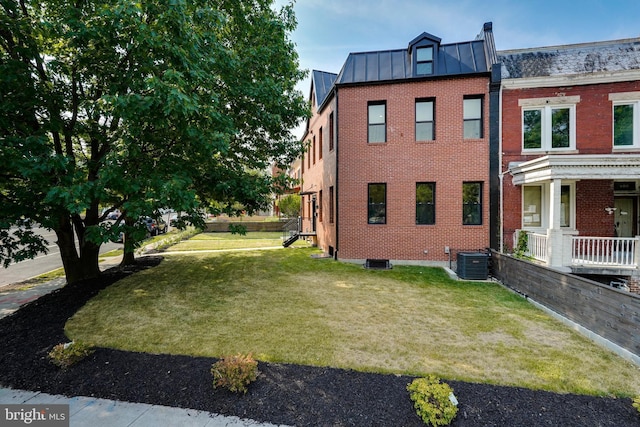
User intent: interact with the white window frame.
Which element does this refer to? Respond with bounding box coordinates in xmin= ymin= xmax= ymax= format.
xmin=519 ymin=96 xmax=579 ymax=153
xmin=610 ymin=92 xmax=640 ymax=149
xmin=521 ymin=182 xmax=575 ymax=230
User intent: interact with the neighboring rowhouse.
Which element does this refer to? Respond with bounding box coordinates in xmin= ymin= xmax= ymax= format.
xmin=294 ymin=23 xmax=500 ymax=267
xmin=499 ymin=37 xmax=640 ymax=288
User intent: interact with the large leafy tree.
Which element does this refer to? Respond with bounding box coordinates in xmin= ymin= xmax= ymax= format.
xmin=0 ymin=0 xmax=308 ymax=283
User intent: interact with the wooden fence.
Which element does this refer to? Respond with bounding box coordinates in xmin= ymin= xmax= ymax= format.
xmin=492 ymin=251 xmax=640 ymax=359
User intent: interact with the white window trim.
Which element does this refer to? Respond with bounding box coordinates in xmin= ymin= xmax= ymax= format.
xmin=519 ymin=96 xmax=579 ymax=153
xmin=610 ymin=92 xmax=640 ymax=149
xmin=521 ymin=182 xmax=576 ymax=230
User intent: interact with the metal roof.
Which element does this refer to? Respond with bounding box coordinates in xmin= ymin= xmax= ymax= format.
xmin=498 ymin=38 xmax=640 ymax=79
xmin=336 ymin=39 xmax=491 ymax=85
xmin=311 ymin=70 xmax=337 ymax=107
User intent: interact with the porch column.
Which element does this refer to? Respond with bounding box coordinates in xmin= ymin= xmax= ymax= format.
xmin=547 ymin=179 xmax=565 ymax=267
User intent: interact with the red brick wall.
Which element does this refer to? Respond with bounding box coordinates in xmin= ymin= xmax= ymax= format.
xmin=501 ymin=80 xmax=640 ymax=247
xmin=336 ymin=76 xmax=491 ymax=262
xmin=576 ymin=180 xmax=615 ymax=237
xmin=300 ymin=96 xmax=337 ymax=253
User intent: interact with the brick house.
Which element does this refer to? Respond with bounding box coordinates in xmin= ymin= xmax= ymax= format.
xmin=498 ymin=37 xmax=640 ymax=287
xmin=291 ymin=23 xmax=500 ymax=267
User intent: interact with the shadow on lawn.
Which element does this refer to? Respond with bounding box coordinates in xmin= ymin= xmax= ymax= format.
xmin=0 ymin=256 xmax=637 ymax=426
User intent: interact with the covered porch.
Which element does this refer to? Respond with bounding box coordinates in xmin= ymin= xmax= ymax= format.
xmin=509 ymin=154 xmax=640 ymax=277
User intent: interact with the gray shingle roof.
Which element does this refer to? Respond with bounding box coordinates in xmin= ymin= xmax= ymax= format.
xmin=498 ymin=38 xmax=640 ymax=79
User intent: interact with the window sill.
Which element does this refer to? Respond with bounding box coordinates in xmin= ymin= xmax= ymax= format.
xmin=521 ymin=149 xmax=579 ymax=155
xmin=612 ymin=146 xmax=640 ymax=152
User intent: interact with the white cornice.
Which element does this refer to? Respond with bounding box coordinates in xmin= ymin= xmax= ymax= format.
xmin=510 ymin=154 xmax=640 ymax=185
xmin=502 ymin=69 xmax=640 ymax=90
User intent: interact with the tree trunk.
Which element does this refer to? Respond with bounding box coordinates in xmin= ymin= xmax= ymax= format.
xmin=120 ymin=216 xmax=137 ymax=267
xmin=56 ymin=220 xmax=101 ymax=285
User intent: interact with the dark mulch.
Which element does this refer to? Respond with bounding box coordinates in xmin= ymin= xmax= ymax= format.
xmin=0 ymin=256 xmax=638 ymax=426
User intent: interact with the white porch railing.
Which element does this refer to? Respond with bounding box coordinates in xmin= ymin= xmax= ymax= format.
xmin=527 ymin=232 xmax=547 ymax=262
xmin=572 ymin=236 xmax=638 ymax=267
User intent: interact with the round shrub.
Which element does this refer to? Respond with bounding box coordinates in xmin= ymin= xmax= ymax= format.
xmin=407 ymin=375 xmax=458 ymax=426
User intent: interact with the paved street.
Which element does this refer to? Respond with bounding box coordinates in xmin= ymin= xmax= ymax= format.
xmin=0 ymin=226 xmax=122 ymax=287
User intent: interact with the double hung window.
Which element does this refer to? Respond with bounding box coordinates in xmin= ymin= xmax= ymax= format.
xmin=462 ymin=182 xmax=482 ymax=225
xmin=416 ymin=183 xmax=435 ymax=224
xmin=463 ymin=97 xmax=483 ymax=139
xmin=416 ymin=99 xmax=435 ymax=141
xmin=368 ymin=183 xmax=386 ymax=224
xmin=368 ymin=102 xmax=386 ymax=143
xmin=416 ymin=47 xmax=434 ymax=75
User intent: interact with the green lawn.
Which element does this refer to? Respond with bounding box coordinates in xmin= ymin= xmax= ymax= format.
xmin=66 ymin=246 xmax=640 ymax=397
xmin=167 ymin=231 xmax=307 ymax=251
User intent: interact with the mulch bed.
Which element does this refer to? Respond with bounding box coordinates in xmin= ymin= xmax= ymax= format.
xmin=0 ymin=256 xmax=638 ymax=426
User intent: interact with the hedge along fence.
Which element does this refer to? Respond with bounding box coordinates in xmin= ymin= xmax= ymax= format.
xmin=205 ymin=221 xmax=285 ymax=233
xmin=491 ymin=251 xmax=640 ymax=364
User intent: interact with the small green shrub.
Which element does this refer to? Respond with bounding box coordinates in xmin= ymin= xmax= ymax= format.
xmin=633 ymin=395 xmax=640 ymax=414
xmin=407 ymin=375 xmax=458 ymax=426
xmin=228 ymin=224 xmax=247 ymax=236
xmin=48 ymin=341 xmax=95 ymax=369
xmin=211 ymin=353 xmax=259 ymax=393
xmin=514 ymin=230 xmax=529 ymax=258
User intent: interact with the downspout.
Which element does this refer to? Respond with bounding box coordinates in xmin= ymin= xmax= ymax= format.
xmin=489 ymin=64 xmax=502 ymax=251
xmin=498 ymin=75 xmax=505 ymax=253
xmin=334 ymin=89 xmax=340 ymax=260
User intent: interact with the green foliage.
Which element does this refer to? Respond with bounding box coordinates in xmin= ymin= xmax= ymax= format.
xmin=514 ymin=230 xmax=529 ymax=258
xmin=633 ymin=395 xmax=640 ymax=414
xmin=48 ymin=341 xmax=95 ymax=369
xmin=278 ymin=194 xmax=301 ymax=218
xmin=211 ymin=353 xmax=259 ymax=394
xmin=228 ymin=224 xmax=247 ymax=236
xmin=0 ymin=0 xmax=309 ymax=283
xmin=407 ymin=376 xmax=459 ymax=426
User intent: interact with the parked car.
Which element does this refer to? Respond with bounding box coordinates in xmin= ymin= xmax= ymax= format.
xmin=156 ymin=217 xmax=167 ymax=234
xmin=140 ymin=216 xmax=159 ymax=236
xmin=140 ymin=216 xmax=167 ymax=236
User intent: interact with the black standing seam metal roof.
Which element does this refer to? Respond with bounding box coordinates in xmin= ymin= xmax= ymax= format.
xmin=311 ymin=70 xmax=337 ymax=108
xmin=335 ymin=39 xmax=490 ymax=85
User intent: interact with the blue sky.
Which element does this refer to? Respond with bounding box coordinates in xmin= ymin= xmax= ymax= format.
xmin=275 ymin=0 xmax=640 ymax=137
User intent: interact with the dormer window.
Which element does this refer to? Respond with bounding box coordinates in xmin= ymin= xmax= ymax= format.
xmin=408 ymin=32 xmax=440 ymax=77
xmin=416 ymin=47 xmax=434 ymax=75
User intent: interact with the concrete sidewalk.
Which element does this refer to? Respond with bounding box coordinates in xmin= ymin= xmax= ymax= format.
xmin=0 ymin=258 xmax=289 ymax=427
xmin=0 ymin=388 xmax=285 ymax=427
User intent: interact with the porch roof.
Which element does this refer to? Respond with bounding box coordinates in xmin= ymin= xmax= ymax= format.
xmin=509 ymin=154 xmax=640 ymax=185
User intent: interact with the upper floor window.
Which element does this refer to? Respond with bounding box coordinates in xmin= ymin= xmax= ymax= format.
xmin=319 ymin=127 xmax=323 ymax=160
xmin=416 ymin=182 xmax=435 ymax=225
xmin=610 ymin=93 xmax=640 ymax=147
xmin=368 ymin=101 xmax=386 ymax=143
xmin=416 ymin=47 xmax=434 ymax=75
xmin=462 ymin=182 xmax=482 ymax=225
xmin=329 ymin=112 xmax=335 ymax=151
xmin=520 ymin=96 xmax=579 ymax=152
xmin=463 ymin=97 xmax=483 ymax=139
xmin=416 ymin=99 xmax=435 ymax=141
xmin=368 ymin=183 xmax=386 ymax=224
xmin=312 ymin=135 xmax=316 ymax=165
